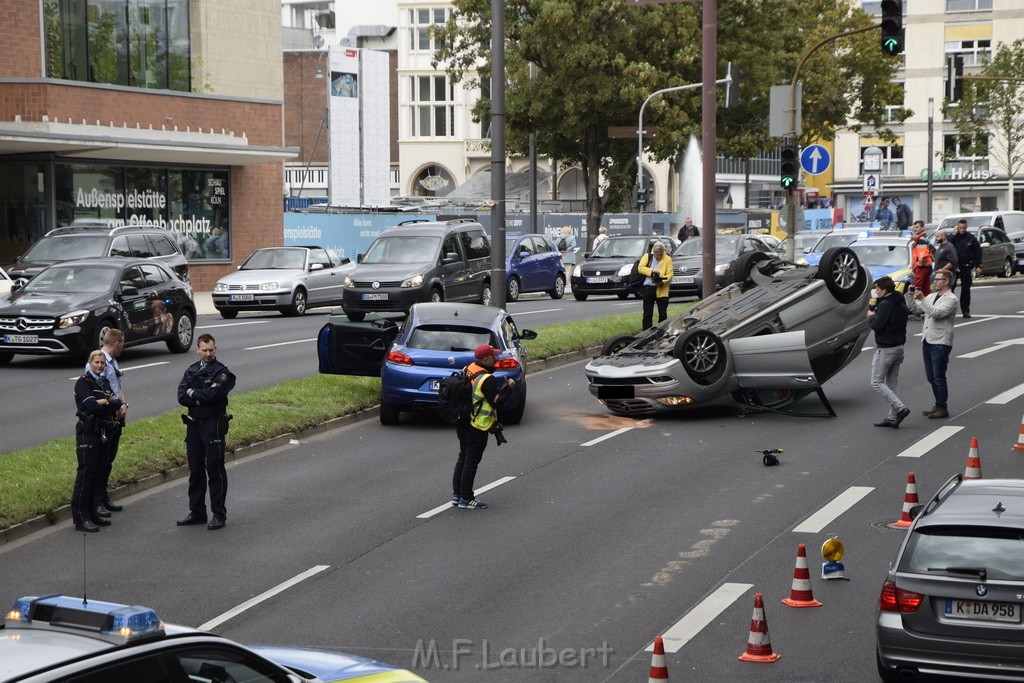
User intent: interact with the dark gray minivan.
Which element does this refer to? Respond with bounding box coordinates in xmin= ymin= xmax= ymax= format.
xmin=341 ymin=219 xmax=492 ymax=321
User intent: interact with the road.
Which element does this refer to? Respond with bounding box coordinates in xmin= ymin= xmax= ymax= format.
xmin=1 ymin=282 xmax=1023 ymax=681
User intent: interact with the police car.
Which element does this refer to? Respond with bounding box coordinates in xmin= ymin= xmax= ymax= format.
xmin=0 ymin=594 xmax=426 ymax=682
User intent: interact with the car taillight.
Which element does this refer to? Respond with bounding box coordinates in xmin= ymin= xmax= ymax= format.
xmin=494 ymin=357 xmax=520 ymax=371
xmin=385 ymin=351 xmax=413 ymax=366
xmin=879 ymin=580 xmax=923 ymax=612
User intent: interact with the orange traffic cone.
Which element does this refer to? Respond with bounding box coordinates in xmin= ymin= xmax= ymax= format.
xmin=738 ymin=592 xmax=781 ymax=663
xmin=964 ymin=437 xmax=983 ymax=480
xmin=893 ymin=472 xmax=919 ymax=528
xmin=648 ymin=635 xmax=669 ymax=681
xmin=781 ymin=543 xmax=822 ymax=607
xmin=1012 ymin=414 xmax=1024 ymax=453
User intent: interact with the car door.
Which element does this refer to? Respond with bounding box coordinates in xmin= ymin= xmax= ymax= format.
xmin=728 ymin=330 xmax=820 ymax=389
xmin=303 ymin=248 xmax=338 ymax=304
xmin=438 ymin=232 xmax=470 ymax=300
xmin=514 ymin=237 xmax=541 ymax=290
xmin=117 ymin=265 xmax=153 ymax=343
xmin=461 ymin=229 xmax=492 ymax=300
xmin=317 ymin=312 xmax=402 ymax=376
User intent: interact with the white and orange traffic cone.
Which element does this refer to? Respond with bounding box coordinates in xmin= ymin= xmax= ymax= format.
xmin=964 ymin=437 xmax=983 ymax=480
xmin=1012 ymin=414 xmax=1024 ymax=453
xmin=893 ymin=472 xmax=920 ymax=528
xmin=738 ymin=592 xmax=781 ymax=663
xmin=648 ymin=635 xmax=669 ymax=681
xmin=781 ymin=543 xmax=822 ymax=607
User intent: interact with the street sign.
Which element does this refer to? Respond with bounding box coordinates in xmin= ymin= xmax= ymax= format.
xmin=769 ymin=84 xmax=802 ymax=137
xmin=800 ymin=145 xmax=831 ymax=175
xmin=863 ymin=173 xmax=883 ymax=193
xmin=864 ymin=194 xmax=875 ymax=207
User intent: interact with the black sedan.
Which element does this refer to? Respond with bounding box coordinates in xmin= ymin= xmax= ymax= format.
xmin=669 ymin=234 xmax=774 ymax=298
xmin=0 ymin=258 xmax=196 ymax=364
xmin=569 ymin=235 xmax=677 ymax=301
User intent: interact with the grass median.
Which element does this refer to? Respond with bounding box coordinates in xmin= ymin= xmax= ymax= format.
xmin=0 ymin=304 xmax=690 ymax=531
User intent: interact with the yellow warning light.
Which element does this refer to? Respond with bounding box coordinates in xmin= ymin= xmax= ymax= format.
xmin=821 ymin=536 xmax=845 ymax=562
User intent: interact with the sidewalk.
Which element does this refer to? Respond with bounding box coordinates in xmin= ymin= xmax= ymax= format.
xmin=193 ymin=290 xmax=217 ymax=316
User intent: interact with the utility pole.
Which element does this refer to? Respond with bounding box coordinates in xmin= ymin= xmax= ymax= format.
xmin=490 ymin=0 xmax=506 ymax=308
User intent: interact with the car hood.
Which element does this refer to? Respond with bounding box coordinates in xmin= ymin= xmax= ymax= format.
xmin=577 ymin=256 xmax=634 ymax=274
xmin=351 ymin=263 xmax=433 ymax=281
xmin=250 ymin=645 xmax=425 ymax=682
xmin=862 ymin=263 xmax=912 ymax=282
xmin=673 ymin=255 xmax=704 ymax=272
xmin=0 ymin=289 xmax=104 ymax=314
xmin=218 ymin=268 xmax=305 ymax=284
xmin=6 ymin=260 xmax=52 ymax=280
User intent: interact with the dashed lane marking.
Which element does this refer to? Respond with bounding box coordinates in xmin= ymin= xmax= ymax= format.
xmin=245 ymin=338 xmax=316 ymax=351
xmin=988 ymin=383 xmax=1024 ymax=405
xmin=793 ymin=486 xmax=874 ymax=533
xmin=199 ymin=564 xmax=329 ymax=631
xmin=416 ymin=476 xmax=516 ymax=519
xmin=67 ymin=361 xmax=168 ymax=380
xmin=197 ymin=320 xmax=270 ymax=330
xmin=646 ymin=583 xmax=753 ymax=653
xmin=896 ymin=425 xmax=965 ymax=458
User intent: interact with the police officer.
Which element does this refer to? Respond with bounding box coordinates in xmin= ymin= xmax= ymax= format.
xmin=176 ymin=334 xmax=235 ymax=530
xmin=73 ymin=350 xmax=122 ymax=532
xmin=86 ymin=329 xmax=127 ymax=518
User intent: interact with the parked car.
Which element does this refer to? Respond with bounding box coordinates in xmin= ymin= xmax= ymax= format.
xmin=212 ymin=246 xmax=354 ymax=318
xmin=0 ymin=593 xmax=426 ymax=682
xmin=876 ymin=474 xmax=1024 ymax=682
xmin=0 ymin=266 xmax=12 ymax=297
xmin=1008 ymin=229 xmax=1024 ymax=274
xmin=504 ymin=233 xmax=566 ymax=301
xmin=583 ymin=247 xmax=870 ymax=415
xmin=0 ymin=258 xmax=195 ymax=364
xmin=341 ymin=219 xmax=492 ymax=321
xmin=569 ymin=235 xmax=678 ymax=301
xmin=8 ymin=222 xmax=189 ymax=287
xmin=668 ymin=233 xmax=774 ymax=299
xmin=799 ymin=227 xmax=898 ymax=266
xmin=778 ymin=231 xmax=830 ymax=257
xmin=845 ymin=236 xmax=915 ymax=291
xmin=753 ymin=233 xmax=783 ymax=252
xmin=317 ymin=302 xmax=536 ymax=425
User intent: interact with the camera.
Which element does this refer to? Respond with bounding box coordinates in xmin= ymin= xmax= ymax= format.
xmin=491 ymin=424 xmax=508 ymax=446
xmin=868 ymin=304 xmax=876 ymax=312
xmin=908 ymin=285 xmax=917 ymax=292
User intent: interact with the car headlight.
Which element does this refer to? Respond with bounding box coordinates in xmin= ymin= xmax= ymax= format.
xmin=58 ymin=310 xmax=90 ymax=329
xmin=401 ymin=275 xmax=423 ymax=288
xmin=573 ymin=265 xmax=581 ymax=277
xmin=714 ymin=263 xmax=730 ymax=274
xmin=617 ymin=264 xmax=633 ymax=277
xmin=259 ymin=281 xmax=279 ymax=291
xmin=344 ymin=275 xmax=354 ymax=287
xmin=213 ymin=282 xmax=229 ymax=292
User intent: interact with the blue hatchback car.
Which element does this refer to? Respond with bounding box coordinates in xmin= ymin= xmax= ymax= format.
xmin=504 ymin=234 xmax=567 ymax=301
xmin=318 ymin=302 xmax=537 ymax=425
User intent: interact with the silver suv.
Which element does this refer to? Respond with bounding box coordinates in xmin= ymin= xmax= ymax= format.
xmin=876 ymin=474 xmax=1024 ymax=681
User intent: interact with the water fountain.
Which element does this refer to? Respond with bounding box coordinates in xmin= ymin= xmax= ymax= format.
xmin=678 ymin=135 xmax=702 ymax=227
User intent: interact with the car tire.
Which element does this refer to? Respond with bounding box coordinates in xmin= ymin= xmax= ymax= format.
xmin=549 ymin=274 xmax=566 ymax=299
xmin=166 ymin=311 xmax=195 ymax=353
xmin=601 ymin=334 xmax=636 ymax=356
xmin=507 ymin=276 xmax=521 ymax=302
xmin=733 ymin=251 xmax=773 ymax=284
xmin=0 ymin=351 xmax=12 ymax=365
xmin=573 ymin=291 xmax=588 ymax=301
xmin=817 ymin=247 xmax=867 ymax=304
xmin=673 ymin=328 xmax=725 ymax=381
xmin=502 ymin=382 xmax=527 ymax=425
xmin=616 ymin=292 xmax=630 ymax=299
xmin=379 ymin=400 xmax=401 ymax=425
xmin=283 ymin=288 xmax=307 ymax=316
xmin=999 ymin=258 xmax=1013 ymax=278
xmin=480 ymin=281 xmax=492 ymax=306
xmin=429 ymin=288 xmax=444 ymax=303
xmin=218 ymin=309 xmax=238 ymax=319
xmin=94 ymin=319 xmax=116 ymax=351
xmin=345 ymin=311 xmax=366 ymax=322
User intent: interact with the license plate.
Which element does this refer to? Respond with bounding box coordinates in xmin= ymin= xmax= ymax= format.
xmin=671 ymin=276 xmax=695 ymax=284
xmin=362 ymin=293 xmax=389 ymax=301
xmin=229 ymin=294 xmax=254 ymax=302
xmin=428 ymin=379 xmax=440 ymax=391
xmin=1017 ymin=258 xmax=1024 ymax=265
xmin=945 ymin=599 xmax=1020 ymax=622
xmin=3 ymin=334 xmax=37 ymax=344
xmin=586 ymin=277 xmax=609 ymax=284
xmin=597 ymin=385 xmax=635 ymax=400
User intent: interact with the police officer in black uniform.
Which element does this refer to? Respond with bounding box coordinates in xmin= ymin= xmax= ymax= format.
xmin=73 ymin=350 xmax=123 ymax=532
xmin=176 ymin=333 xmax=236 ymax=530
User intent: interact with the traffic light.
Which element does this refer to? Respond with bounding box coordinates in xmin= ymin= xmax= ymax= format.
xmin=725 ymin=62 xmax=741 ymax=109
xmin=634 ymin=184 xmax=651 ymax=210
xmin=946 ymin=54 xmax=964 ymax=102
xmin=880 ymin=0 xmax=904 ymax=57
xmin=780 ymin=144 xmax=799 ymax=190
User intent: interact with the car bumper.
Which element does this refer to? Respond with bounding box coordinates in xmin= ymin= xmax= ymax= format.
xmin=584 ymin=358 xmax=738 ymax=414
xmin=381 ymin=365 xmax=524 ymax=409
xmin=343 ymin=287 xmax=427 ymax=314
xmin=213 ymin=292 xmax=293 ymax=310
xmin=569 ymin=275 xmax=633 ymax=296
xmin=0 ymin=325 xmax=94 ymax=355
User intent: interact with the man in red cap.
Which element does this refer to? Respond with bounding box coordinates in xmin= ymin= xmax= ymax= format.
xmin=452 ymin=344 xmax=516 ymax=509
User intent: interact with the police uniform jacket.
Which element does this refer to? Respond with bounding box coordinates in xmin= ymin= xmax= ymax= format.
xmin=177 ymin=359 xmax=236 ymax=418
xmin=75 ymin=372 xmax=122 ymax=422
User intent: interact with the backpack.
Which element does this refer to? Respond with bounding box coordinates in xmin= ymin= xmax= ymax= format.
xmin=628 ymin=251 xmax=652 ymax=289
xmin=557 ymin=236 xmax=568 ymax=251
xmin=436 ymin=368 xmax=484 ymax=424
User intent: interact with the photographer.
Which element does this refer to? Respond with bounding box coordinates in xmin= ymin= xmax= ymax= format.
xmin=867 ymin=276 xmax=911 ymax=429
xmin=452 ymin=344 xmax=516 ymax=510
xmin=72 ymin=350 xmax=123 ymax=532
xmin=638 ymin=241 xmax=673 ymax=330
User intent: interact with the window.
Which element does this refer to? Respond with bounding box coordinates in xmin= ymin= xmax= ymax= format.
xmin=127 ymin=233 xmax=155 ymax=258
xmin=862 ymin=1 xmax=909 ymax=15
xmin=946 ymin=0 xmax=992 ymax=10
xmin=885 ymin=82 xmax=905 ymax=123
xmin=460 ymin=230 xmax=490 ymax=260
xmin=479 ymin=79 xmax=492 ymax=139
xmin=140 ymin=263 xmax=169 ymax=286
xmin=110 ymin=235 xmax=132 ymax=257
xmin=860 ymin=145 xmax=905 ymax=176
xmin=409 ymin=7 xmax=450 ymax=52
xmin=440 ymin=234 xmax=461 ymax=262
xmin=945 ymin=39 xmax=991 ymax=67
xmin=944 ymin=132 xmax=988 ymax=163
xmin=308 ymin=248 xmax=331 ymax=268
xmin=148 ymin=234 xmax=178 ymax=256
xmin=410 ymin=75 xmax=455 ymax=138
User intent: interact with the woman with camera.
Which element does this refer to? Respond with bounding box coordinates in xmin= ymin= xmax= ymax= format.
xmin=72 ymin=349 xmax=123 ymax=532
xmin=637 ymin=241 xmax=673 ymax=330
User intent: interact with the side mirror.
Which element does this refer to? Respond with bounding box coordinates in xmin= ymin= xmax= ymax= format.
xmin=120 ymin=286 xmax=139 ymax=297
xmin=518 ymin=250 xmax=529 ymax=260
xmin=10 ymin=283 xmax=21 ymax=293
xmin=520 ymin=329 xmax=538 ymax=340
xmin=981 ymin=241 xmax=991 ymax=248
xmin=357 ymin=253 xmax=364 ymax=264
xmin=309 ymin=263 xmax=324 ymax=271
xmin=443 ymin=252 xmax=460 ymax=264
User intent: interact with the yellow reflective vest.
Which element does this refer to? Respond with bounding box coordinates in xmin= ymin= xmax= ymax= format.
xmin=468 ymin=363 xmax=497 ymax=431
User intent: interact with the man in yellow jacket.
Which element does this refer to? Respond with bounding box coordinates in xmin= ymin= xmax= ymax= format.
xmin=637 ymin=241 xmax=673 ymax=329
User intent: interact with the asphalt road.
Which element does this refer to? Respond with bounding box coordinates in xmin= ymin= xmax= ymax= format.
xmin=1 ymin=281 xmax=1023 ymax=681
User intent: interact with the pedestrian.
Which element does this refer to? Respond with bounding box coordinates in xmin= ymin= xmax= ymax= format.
xmin=176 ymin=334 xmax=236 ymax=530
xmin=874 ymin=199 xmax=894 ymax=230
xmin=72 ymin=350 xmax=122 ymax=532
xmin=556 ymin=226 xmax=577 ymax=266
xmin=911 ymin=271 xmax=959 ymax=419
xmin=592 ymin=226 xmax=608 ymax=250
xmin=892 ymin=197 xmax=913 ymax=231
xmin=637 ymin=241 xmax=672 ymax=330
xmin=911 ymin=221 xmax=933 ymax=298
xmin=868 ymin=276 xmax=911 ymax=428
xmin=932 ymin=228 xmax=958 ymax=288
xmin=947 ymin=218 xmax=983 ymax=318
xmin=677 ymin=217 xmax=700 ymax=242
xmin=452 ymin=344 xmax=516 ymax=510
xmin=85 ymin=329 xmax=127 ymax=517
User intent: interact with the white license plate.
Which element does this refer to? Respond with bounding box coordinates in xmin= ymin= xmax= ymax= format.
xmin=945 ymin=599 xmax=1020 ymax=622
xmin=1017 ymin=258 xmax=1024 ymax=265
xmin=586 ymin=277 xmax=609 ymax=284
xmin=671 ymin=276 xmax=695 ymax=284
xmin=229 ymin=294 xmax=254 ymax=302
xmin=362 ymin=293 xmax=389 ymax=301
xmin=428 ymin=379 xmax=440 ymax=391
xmin=3 ymin=334 xmax=37 ymax=344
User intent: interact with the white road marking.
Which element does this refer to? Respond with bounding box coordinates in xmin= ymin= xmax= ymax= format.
xmin=862 ymin=346 xmax=874 ymax=351
xmin=67 ymin=361 xmax=169 ymax=380
xmin=416 ymin=476 xmax=516 ymax=519
xmin=582 ymin=427 xmax=634 ymax=447
xmin=245 ymin=338 xmax=316 ymax=350
xmin=199 ymin=565 xmax=329 ymax=631
xmin=958 ymin=336 xmax=1024 ymax=359
xmin=646 ymin=583 xmax=753 ymax=653
xmin=896 ymin=425 xmax=964 ymax=458
xmin=988 ymin=383 xmax=1024 ymax=405
xmin=793 ymin=486 xmax=874 ymax=533
xmin=197 ymin=320 xmax=270 ymax=330
xmin=513 ymin=308 xmax=562 ymax=315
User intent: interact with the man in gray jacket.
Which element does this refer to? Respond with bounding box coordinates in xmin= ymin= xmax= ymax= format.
xmin=911 ymin=270 xmax=959 ymax=419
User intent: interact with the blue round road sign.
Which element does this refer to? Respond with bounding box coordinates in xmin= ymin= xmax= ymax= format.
xmin=800 ymin=145 xmax=831 ymax=176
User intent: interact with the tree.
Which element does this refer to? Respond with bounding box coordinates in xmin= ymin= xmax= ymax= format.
xmin=945 ymin=39 xmax=1024 ymax=211
xmin=433 ymin=0 xmax=906 ymax=241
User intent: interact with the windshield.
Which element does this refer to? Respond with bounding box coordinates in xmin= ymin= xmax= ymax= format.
xmin=673 ymin=235 xmax=743 ymax=257
xmin=849 ymin=243 xmax=910 ymax=267
xmin=590 ymin=237 xmax=650 ymax=259
xmin=899 ymin=525 xmax=1024 ymax=581
xmin=241 ymin=248 xmax=307 ymax=270
xmin=362 ymin=236 xmax=442 ymax=264
xmin=22 ymin=235 xmax=108 ymax=263
xmin=939 ymin=216 xmax=989 ymax=230
xmin=810 ymin=233 xmax=862 ymax=253
xmin=24 ymin=265 xmax=116 ymax=294
xmin=408 ymin=325 xmax=495 ymax=352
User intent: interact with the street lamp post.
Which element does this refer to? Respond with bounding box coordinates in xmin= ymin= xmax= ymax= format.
xmin=927 ymin=97 xmax=934 ymax=222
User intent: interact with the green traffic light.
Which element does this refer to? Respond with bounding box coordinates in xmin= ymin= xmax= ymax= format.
xmin=781 ymin=176 xmax=796 ymax=190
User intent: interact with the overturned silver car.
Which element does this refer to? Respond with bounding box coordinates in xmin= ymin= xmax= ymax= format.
xmin=584 ymin=247 xmax=871 ymax=415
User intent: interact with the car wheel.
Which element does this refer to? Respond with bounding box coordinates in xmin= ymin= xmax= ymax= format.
xmin=616 ymin=292 xmax=630 ymax=299
xmin=733 ymin=251 xmax=773 ymax=284
xmin=166 ymin=311 xmax=194 ymax=353
xmin=94 ymin=319 xmax=116 ymax=351
xmin=283 ymin=288 xmax=307 ymax=316
xmin=0 ymin=351 xmax=12 ymax=365
xmin=379 ymin=400 xmax=401 ymax=425
xmin=999 ymin=258 xmax=1013 ymax=278
xmin=549 ymin=274 xmax=565 ymax=299
xmin=601 ymin=334 xmax=636 ymax=356
xmin=507 ymin=276 xmax=521 ymax=302
xmin=502 ymin=382 xmax=527 ymax=425
xmin=345 ymin=311 xmax=366 ymax=322
xmin=480 ymin=281 xmax=492 ymax=306
xmin=573 ymin=291 xmax=588 ymax=301
xmin=219 ymin=309 xmax=238 ymax=319
xmin=673 ymin=328 xmax=725 ymax=381
xmin=430 ymin=288 xmax=444 ymax=303
xmin=817 ymin=247 xmax=867 ymax=304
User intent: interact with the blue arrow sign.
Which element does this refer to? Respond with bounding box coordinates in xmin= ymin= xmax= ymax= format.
xmin=800 ymin=144 xmax=831 ymax=176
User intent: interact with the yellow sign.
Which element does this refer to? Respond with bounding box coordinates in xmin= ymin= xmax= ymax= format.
xmin=821 ymin=536 xmax=845 ymax=562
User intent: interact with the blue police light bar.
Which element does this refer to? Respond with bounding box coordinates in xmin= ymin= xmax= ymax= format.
xmin=6 ymin=595 xmax=164 ymax=643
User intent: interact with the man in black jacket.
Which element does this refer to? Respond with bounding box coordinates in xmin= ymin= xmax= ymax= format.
xmin=947 ymin=219 xmax=983 ymax=318
xmin=868 ymin=276 xmax=911 ymax=428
